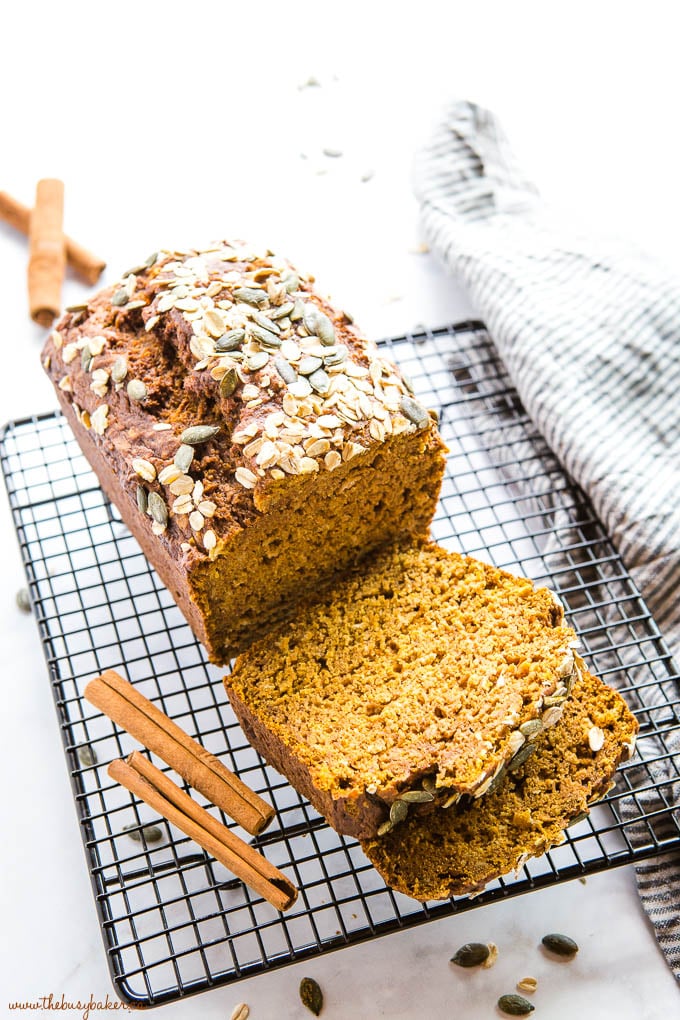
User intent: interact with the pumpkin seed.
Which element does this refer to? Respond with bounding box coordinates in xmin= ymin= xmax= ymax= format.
xmin=136 ymin=485 xmax=148 ymax=513
xmin=144 ymin=251 xmax=159 ymax=268
xmin=421 ymin=775 xmax=437 ymax=795
xmin=233 ymin=286 xmax=267 ymax=307
xmin=180 ymin=424 xmax=220 ymax=445
xmin=323 ymin=344 xmax=347 ymax=366
xmin=541 ymin=932 xmax=578 ymax=958
xmin=246 ymin=351 xmax=270 ymax=371
xmin=290 ymin=299 xmax=305 ymax=320
xmin=123 ymin=822 xmax=164 ymax=844
xmin=16 ymin=588 xmax=31 ymax=614
xmin=251 ymin=310 xmax=281 ymax=335
xmin=77 ymin=744 xmax=98 ymax=767
xmin=111 ymin=288 xmax=129 ymax=307
xmin=111 ymin=356 xmax=128 ymax=383
xmin=298 ymin=355 xmax=323 ymax=376
xmin=509 ymin=743 xmax=537 ymax=769
xmin=147 ymin=492 xmax=168 ymax=525
xmin=399 ymin=789 xmax=435 ymax=804
xmin=400 ymin=395 xmax=429 ymax=428
xmin=304 ymin=306 xmax=335 ymax=345
xmin=450 ymin=942 xmax=490 ymax=967
xmin=498 ymin=994 xmax=534 ymax=1015
xmin=216 ymin=328 xmax=245 ymax=352
xmin=389 ymin=799 xmax=409 ymax=826
xmin=273 ymin=357 xmax=297 ymax=384
xmin=173 ymin=444 xmax=195 ymax=472
xmin=81 ymin=347 xmax=93 ymax=372
xmin=299 ymin=977 xmax=323 ymax=1016
xmin=220 ymin=367 xmax=239 ymax=398
xmin=270 ymin=301 xmax=295 ymax=320
xmin=308 ymin=368 xmax=330 ymax=395
xmin=567 ymin=810 xmax=589 ymax=828
xmin=519 ymin=718 xmax=542 ymax=738
xmin=127 ymin=379 xmax=147 ymax=402
xmin=249 ymin=323 xmax=282 ymax=348
xmin=377 ymin=819 xmax=393 ymax=836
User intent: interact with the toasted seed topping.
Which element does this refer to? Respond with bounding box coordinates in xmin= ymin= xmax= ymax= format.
xmin=148 ymin=492 xmax=168 ymax=525
xmin=111 ymin=356 xmax=128 ymax=384
xmin=389 ymin=799 xmax=409 ymax=826
xmin=216 ymin=328 xmax=246 ymax=351
xmin=273 ymin=356 xmax=297 ymax=384
xmin=398 ymin=789 xmax=435 ymax=804
xmin=127 ymin=379 xmax=147 ymax=402
xmin=220 ymin=367 xmax=240 ymax=398
xmin=588 ymin=725 xmax=605 ymax=752
xmin=174 ymin=444 xmax=195 ymax=472
xmin=111 ymin=288 xmax=129 ymax=306
xmin=136 ymin=485 xmax=148 ymax=513
xmin=180 ymin=424 xmax=220 ymax=445
xmin=400 ymin=395 xmax=430 ymax=428
xmin=234 ymin=286 xmax=268 ymax=306
xmin=132 ymin=458 xmax=156 ymax=483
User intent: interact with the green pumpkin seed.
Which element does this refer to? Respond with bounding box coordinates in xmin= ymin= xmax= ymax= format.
xmin=111 ymin=356 xmax=128 ymax=384
xmin=519 ymin=718 xmax=543 ymax=738
xmin=399 ymin=789 xmax=435 ymax=804
xmin=400 ymin=395 xmax=429 ymax=428
xmin=136 ymin=485 xmax=148 ymax=514
xmin=111 ymin=288 xmax=129 ymax=307
xmin=123 ymin=822 xmax=164 ymax=844
xmin=389 ymin=799 xmax=409 ymax=826
xmin=299 ymin=977 xmax=323 ymax=1016
xmin=127 ymin=379 xmax=147 ymax=402
xmin=16 ymin=588 xmax=31 ymax=614
xmin=377 ymin=819 xmax=393 ymax=836
xmin=246 ymin=351 xmax=269 ymax=371
xmin=81 ymin=347 xmax=93 ymax=372
xmin=298 ymin=355 xmax=323 ymax=376
xmin=281 ymin=270 xmax=299 ymax=293
xmin=147 ymin=492 xmax=168 ymax=525
xmin=144 ymin=251 xmax=159 ymax=268
xmin=421 ymin=775 xmax=437 ymax=794
xmin=498 ymin=994 xmax=534 ymax=1015
xmin=173 ymin=444 xmax=194 ymax=472
xmin=249 ymin=323 xmax=282 ymax=348
xmin=541 ymin=933 xmax=578 ymax=958
xmin=509 ymin=743 xmax=537 ymax=770
xmin=290 ymin=299 xmax=305 ymax=321
xmin=77 ymin=744 xmax=98 ymax=767
xmin=450 ymin=942 xmax=490 ymax=967
xmin=323 ymin=344 xmax=347 ymax=366
xmin=308 ymin=368 xmax=330 ymax=395
xmin=215 ymin=328 xmax=245 ymax=352
xmin=251 ymin=310 xmax=281 ymax=335
xmin=233 ymin=286 xmax=267 ymax=307
xmin=273 ymin=357 xmax=297 ymax=384
xmin=180 ymin=425 xmax=220 ymax=446
xmin=270 ymin=301 xmax=295 ymax=320
xmin=567 ymin=811 xmax=589 ymax=828
xmin=304 ymin=307 xmax=336 ymax=345
xmin=220 ymin=367 xmax=239 ymax=398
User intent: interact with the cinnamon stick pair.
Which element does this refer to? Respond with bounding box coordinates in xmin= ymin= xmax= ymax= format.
xmin=0 ymin=185 xmax=106 ymax=327
xmin=86 ymin=670 xmax=296 ymax=911
xmin=110 ymin=752 xmax=297 ymax=912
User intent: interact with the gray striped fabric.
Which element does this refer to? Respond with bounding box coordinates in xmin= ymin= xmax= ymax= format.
xmin=414 ymin=100 xmax=680 ymax=979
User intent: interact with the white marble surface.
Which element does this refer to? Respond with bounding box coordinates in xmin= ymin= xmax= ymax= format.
xmin=1 ymin=2 xmax=678 ymax=1017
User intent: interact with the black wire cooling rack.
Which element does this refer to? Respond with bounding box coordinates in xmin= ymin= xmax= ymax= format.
xmin=2 ymin=321 xmax=679 ymax=1007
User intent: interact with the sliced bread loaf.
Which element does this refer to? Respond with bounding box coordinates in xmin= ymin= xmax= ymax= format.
xmin=226 ymin=541 xmax=582 ymax=839
xmin=361 ymin=666 xmax=637 ymax=899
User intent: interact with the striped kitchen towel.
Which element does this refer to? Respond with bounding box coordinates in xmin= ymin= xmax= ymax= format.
xmin=414 ymin=100 xmax=680 ymax=979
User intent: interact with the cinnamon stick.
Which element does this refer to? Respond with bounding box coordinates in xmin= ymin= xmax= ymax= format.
xmin=110 ymin=752 xmax=297 ymax=911
xmin=85 ymin=670 xmax=274 ymax=836
xmin=28 ymin=179 xmax=65 ymax=327
xmin=0 ymin=188 xmax=106 ymax=285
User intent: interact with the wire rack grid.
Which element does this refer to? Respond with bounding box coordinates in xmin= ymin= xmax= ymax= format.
xmin=2 ymin=321 xmax=679 ymax=1008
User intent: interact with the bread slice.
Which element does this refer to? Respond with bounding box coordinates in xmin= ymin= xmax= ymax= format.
xmin=226 ymin=541 xmax=581 ymax=839
xmin=361 ymin=666 xmax=637 ymax=899
xmin=41 ymin=242 xmax=446 ymax=663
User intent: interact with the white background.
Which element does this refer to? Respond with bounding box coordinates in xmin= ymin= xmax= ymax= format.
xmin=1 ymin=2 xmax=679 ymax=1017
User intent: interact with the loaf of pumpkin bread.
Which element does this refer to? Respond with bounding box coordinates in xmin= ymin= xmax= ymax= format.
xmin=226 ymin=540 xmax=584 ymax=840
xmin=41 ymin=242 xmax=446 ymax=663
xmin=361 ymin=666 xmax=637 ymax=900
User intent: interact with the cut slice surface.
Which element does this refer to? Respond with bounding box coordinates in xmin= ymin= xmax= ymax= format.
xmin=361 ymin=667 xmax=638 ymax=900
xmin=226 ymin=541 xmax=580 ymax=838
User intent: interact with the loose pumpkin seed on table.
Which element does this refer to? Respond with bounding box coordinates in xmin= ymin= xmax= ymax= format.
xmin=541 ymin=932 xmax=579 ymax=958
xmin=498 ymin=993 xmax=535 ymax=1015
xmin=450 ymin=941 xmax=490 ymax=967
xmin=122 ymin=822 xmax=164 ymax=844
xmin=15 ymin=587 xmax=31 ymax=614
xmin=299 ymin=976 xmax=323 ymax=1016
